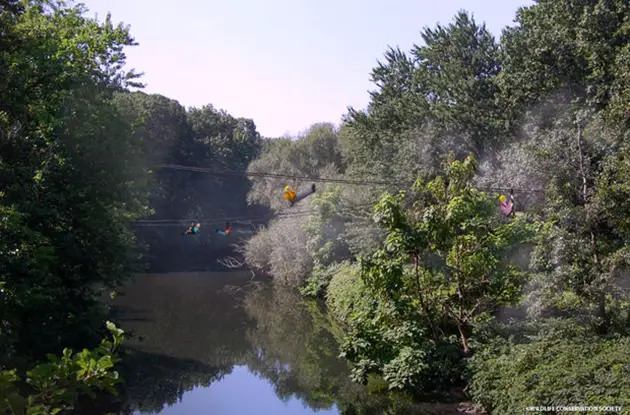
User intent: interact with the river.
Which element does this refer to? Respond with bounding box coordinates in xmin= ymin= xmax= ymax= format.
xmin=103 ymin=272 xmax=465 ymax=415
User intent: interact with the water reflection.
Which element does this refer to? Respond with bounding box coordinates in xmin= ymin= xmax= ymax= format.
xmin=138 ymin=365 xmax=339 ymax=415
xmin=105 ymin=273 xmax=460 ymax=415
xmin=121 ymin=349 xmax=229 ymax=414
xmin=243 ymin=284 xmax=378 ymax=413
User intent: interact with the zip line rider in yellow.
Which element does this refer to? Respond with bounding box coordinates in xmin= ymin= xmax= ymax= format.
xmin=283 ymin=186 xmax=296 ymax=203
xmin=283 ymin=184 xmax=316 ymax=207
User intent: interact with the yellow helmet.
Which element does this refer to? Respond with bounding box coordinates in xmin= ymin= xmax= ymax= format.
xmin=499 ymin=195 xmax=506 ymax=203
xmin=284 ymin=185 xmax=291 ymax=191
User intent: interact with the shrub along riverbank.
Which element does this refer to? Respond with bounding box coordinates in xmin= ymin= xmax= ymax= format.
xmin=243 ymin=1 xmax=630 ymax=412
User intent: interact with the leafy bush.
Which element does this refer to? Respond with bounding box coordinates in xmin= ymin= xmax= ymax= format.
xmin=0 ymin=322 xmax=124 ymax=415
xmin=300 ymin=264 xmax=335 ymax=298
xmin=325 ymin=262 xmax=367 ymax=325
xmin=327 ymin=261 xmax=463 ymax=392
xmin=338 ymin=298 xmax=464 ymax=393
xmin=244 ymin=216 xmax=313 ymax=286
xmin=468 ymin=326 xmax=630 ymax=415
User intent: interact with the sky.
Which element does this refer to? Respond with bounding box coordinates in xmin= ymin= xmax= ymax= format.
xmin=82 ymin=0 xmax=534 ymax=138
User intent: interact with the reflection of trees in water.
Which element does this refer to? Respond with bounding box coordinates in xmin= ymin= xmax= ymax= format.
xmin=114 ymin=348 xmax=233 ymax=414
xmin=102 ymin=273 xmax=257 ymax=414
xmin=241 ymin=284 xmax=445 ymax=415
xmin=102 ymin=274 xmax=459 ymax=415
xmin=243 ymin=284 xmax=346 ymax=410
xmin=108 ymin=273 xmax=256 ymax=366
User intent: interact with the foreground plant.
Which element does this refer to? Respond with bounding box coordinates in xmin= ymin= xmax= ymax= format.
xmin=0 ymin=322 xmax=124 ymax=415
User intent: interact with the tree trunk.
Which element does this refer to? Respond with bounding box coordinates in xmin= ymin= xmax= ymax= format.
xmin=457 ymin=322 xmax=470 ymax=356
xmin=414 ymin=254 xmax=439 ymax=340
xmin=576 ymin=122 xmax=607 ymax=325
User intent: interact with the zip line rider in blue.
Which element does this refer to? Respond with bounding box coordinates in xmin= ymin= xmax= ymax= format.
xmin=216 ymin=222 xmax=231 ymax=236
xmin=183 ymin=222 xmax=201 ymax=235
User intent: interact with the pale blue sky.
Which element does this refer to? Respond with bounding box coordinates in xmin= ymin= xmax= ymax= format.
xmin=82 ymin=0 xmax=533 ymax=138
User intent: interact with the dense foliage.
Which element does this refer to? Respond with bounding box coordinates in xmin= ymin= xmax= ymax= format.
xmin=0 ymin=0 xmax=146 ymax=364
xmin=244 ymin=0 xmax=630 ymax=411
xmin=3 ymin=0 xmax=629 ymax=413
xmin=117 ymin=92 xmax=265 ymax=272
xmin=468 ymin=322 xmax=630 ymax=414
xmin=0 ymin=0 xmax=263 ymax=411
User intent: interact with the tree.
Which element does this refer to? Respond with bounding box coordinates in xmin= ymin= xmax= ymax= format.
xmin=112 ymin=96 xmax=265 ymax=272
xmin=499 ymin=0 xmax=630 ymax=117
xmin=337 ymin=154 xmax=533 ymax=392
xmin=0 ymin=0 xmax=146 ymax=360
xmin=342 ymin=11 xmax=503 ymax=187
xmin=247 ymin=123 xmax=342 ymax=212
xmin=368 ymin=154 xmax=531 ymax=352
xmin=413 ymin=11 xmax=504 ymax=150
xmin=185 ymin=104 xmax=262 ymax=219
xmin=187 ymin=104 xmax=262 ymax=171
xmin=526 ymin=106 xmax=630 ymax=330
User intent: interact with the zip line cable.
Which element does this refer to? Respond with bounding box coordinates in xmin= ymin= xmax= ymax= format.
xmin=153 ymin=164 xmax=546 ymax=193
xmin=133 ymin=211 xmax=313 ymax=226
xmin=134 ymin=217 xmax=312 ymax=228
xmin=134 ymin=208 xmax=327 ymax=223
xmin=133 ymin=203 xmax=378 ymax=226
xmin=157 ymin=164 xmax=400 ymax=186
xmin=133 ymin=166 xmax=546 ymax=227
xmin=133 ymin=218 xmax=308 ymax=227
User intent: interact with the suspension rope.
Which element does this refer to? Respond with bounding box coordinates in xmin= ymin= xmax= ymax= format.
xmin=153 ymin=163 xmax=546 ymax=193
xmin=156 ymin=163 xmax=400 ymax=186
xmin=133 ymin=217 xmax=311 ymax=227
xmin=135 ymin=166 xmax=546 ymax=228
xmin=132 ymin=201 xmax=380 ymax=226
xmin=133 ymin=210 xmax=312 ymax=226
